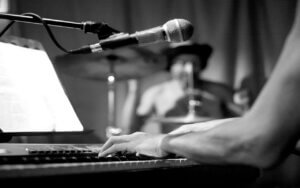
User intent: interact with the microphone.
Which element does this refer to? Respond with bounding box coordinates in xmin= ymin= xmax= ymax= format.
xmin=72 ymin=18 xmax=193 ymax=54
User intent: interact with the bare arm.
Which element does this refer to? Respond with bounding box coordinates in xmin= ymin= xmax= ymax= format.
xmin=161 ymin=2 xmax=300 ymax=168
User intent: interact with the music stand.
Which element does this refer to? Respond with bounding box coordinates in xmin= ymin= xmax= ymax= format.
xmin=0 ymin=37 xmax=86 ymax=141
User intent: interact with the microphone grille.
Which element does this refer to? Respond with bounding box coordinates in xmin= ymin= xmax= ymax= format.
xmin=164 ymin=19 xmax=194 ymax=42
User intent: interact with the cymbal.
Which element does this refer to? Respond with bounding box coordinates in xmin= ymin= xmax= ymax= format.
xmin=151 ymin=114 xmax=214 ymax=124
xmin=53 ymin=47 xmax=166 ymax=81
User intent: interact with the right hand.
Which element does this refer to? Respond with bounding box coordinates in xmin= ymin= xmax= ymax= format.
xmin=99 ymin=132 xmax=169 ymax=158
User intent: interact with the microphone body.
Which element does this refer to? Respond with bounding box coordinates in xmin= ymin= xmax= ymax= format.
xmin=73 ymin=19 xmax=193 ymax=54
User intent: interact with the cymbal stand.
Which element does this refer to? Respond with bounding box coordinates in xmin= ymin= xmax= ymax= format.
xmin=185 ymin=61 xmax=201 ymax=119
xmin=105 ymin=61 xmax=122 ymax=138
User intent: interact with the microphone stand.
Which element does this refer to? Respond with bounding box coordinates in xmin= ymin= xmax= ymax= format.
xmin=0 ymin=13 xmax=120 ymax=38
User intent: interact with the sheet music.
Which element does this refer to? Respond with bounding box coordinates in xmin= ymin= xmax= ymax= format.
xmin=0 ymin=42 xmax=83 ymax=132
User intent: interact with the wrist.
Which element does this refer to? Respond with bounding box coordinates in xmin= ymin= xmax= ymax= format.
xmin=159 ymin=134 xmax=173 ymax=156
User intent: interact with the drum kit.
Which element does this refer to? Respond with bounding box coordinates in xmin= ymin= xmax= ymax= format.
xmin=54 ymin=46 xmax=233 ymax=138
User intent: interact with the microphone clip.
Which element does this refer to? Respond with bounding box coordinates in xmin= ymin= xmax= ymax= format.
xmin=82 ymin=21 xmax=121 ymax=40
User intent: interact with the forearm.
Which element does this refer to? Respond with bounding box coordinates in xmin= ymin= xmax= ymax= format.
xmin=169 ymin=118 xmax=237 ymax=135
xmin=161 ymin=118 xmax=261 ymax=165
xmin=161 ymin=132 xmax=233 ymax=164
xmin=160 ymin=114 xmax=296 ymax=169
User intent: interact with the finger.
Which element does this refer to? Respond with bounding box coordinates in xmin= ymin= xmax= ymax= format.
xmin=100 ymin=135 xmax=132 ymax=153
xmin=98 ymin=143 xmax=128 ymax=157
xmin=100 ymin=137 xmax=118 ymax=153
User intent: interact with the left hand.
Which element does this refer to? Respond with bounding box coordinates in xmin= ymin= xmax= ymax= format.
xmin=98 ymin=132 xmax=169 ymax=158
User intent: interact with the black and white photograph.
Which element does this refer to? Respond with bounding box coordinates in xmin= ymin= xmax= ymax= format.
xmin=0 ymin=0 xmax=299 ymax=187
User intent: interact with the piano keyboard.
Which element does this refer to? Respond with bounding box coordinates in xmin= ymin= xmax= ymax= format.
xmin=0 ymin=143 xmax=198 ymax=178
xmin=0 ymin=143 xmax=184 ymax=164
xmin=0 ymin=143 xmax=261 ymax=187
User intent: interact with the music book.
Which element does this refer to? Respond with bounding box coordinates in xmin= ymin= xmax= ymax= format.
xmin=0 ymin=40 xmax=83 ymax=133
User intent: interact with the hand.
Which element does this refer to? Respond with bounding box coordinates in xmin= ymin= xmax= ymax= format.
xmin=98 ymin=132 xmax=169 ymax=158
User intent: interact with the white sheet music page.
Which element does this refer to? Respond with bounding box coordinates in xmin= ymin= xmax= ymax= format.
xmin=0 ymin=42 xmax=84 ymax=132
